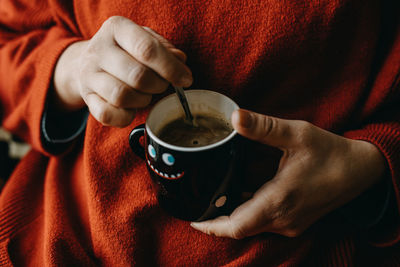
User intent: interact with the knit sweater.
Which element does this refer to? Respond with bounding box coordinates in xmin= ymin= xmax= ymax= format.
xmin=1 ymin=0 xmax=400 ymax=266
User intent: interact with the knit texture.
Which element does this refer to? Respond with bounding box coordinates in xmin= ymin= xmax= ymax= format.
xmin=1 ymin=0 xmax=400 ymax=266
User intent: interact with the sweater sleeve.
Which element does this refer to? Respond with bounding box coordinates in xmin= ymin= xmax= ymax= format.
xmin=343 ymin=116 xmax=400 ymax=246
xmin=0 ymin=0 xmax=82 ymax=155
xmin=341 ymin=10 xmax=400 ymax=245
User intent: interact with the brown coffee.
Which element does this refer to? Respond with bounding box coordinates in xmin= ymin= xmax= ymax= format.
xmin=157 ymin=114 xmax=233 ymax=147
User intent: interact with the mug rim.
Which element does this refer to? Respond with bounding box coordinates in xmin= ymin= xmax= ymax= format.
xmin=146 ymin=90 xmax=239 ymax=152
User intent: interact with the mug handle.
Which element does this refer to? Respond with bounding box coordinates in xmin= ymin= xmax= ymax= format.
xmin=129 ymin=123 xmax=145 ymax=160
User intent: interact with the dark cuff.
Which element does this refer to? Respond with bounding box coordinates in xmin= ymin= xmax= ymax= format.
xmin=339 ymin=175 xmax=394 ymax=230
xmin=41 ymin=107 xmax=88 ymax=154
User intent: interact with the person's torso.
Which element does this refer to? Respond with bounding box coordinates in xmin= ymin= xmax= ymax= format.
xmin=64 ymin=1 xmax=384 ymax=265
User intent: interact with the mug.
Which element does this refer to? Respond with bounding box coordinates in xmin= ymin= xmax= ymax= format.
xmin=129 ymin=90 xmax=242 ymax=221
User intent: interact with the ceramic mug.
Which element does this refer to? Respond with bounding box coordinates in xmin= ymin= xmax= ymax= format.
xmin=129 ymin=90 xmax=242 ymax=221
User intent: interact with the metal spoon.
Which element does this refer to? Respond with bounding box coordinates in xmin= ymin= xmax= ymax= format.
xmin=173 ymin=86 xmax=194 ymax=125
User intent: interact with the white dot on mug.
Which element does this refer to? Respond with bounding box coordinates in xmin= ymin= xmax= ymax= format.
xmin=215 ymin=195 xmax=227 ymax=208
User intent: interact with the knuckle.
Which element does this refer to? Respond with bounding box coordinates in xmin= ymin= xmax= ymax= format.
xmin=268 ymin=190 xmax=297 ymax=221
xmin=275 ymin=216 xmax=292 ymax=230
xmin=103 ymin=16 xmax=123 ymax=29
xmin=154 ymin=80 xmax=169 ymax=94
xmin=135 ymin=94 xmax=152 ymax=108
xmin=128 ymin=65 xmax=147 ymax=88
xmin=96 ymin=107 xmax=113 ymax=126
xmin=78 ymin=63 xmax=91 ymax=79
xmin=116 ymin=115 xmax=134 ymax=128
xmin=202 ymin=225 xmax=213 ymax=236
xmin=270 ymin=199 xmax=304 ymax=238
xmin=109 ymin=84 xmax=128 ymax=107
xmin=144 ymin=94 xmax=153 ymax=105
xmin=231 ymin=228 xmax=245 ymax=240
xmin=294 ymin=120 xmax=314 ymax=147
xmin=85 ymin=42 xmax=102 ymax=57
xmin=135 ymin=38 xmax=158 ymax=62
xmin=260 ymin=116 xmax=274 ymax=136
xmin=229 ymin=220 xmax=246 ymax=240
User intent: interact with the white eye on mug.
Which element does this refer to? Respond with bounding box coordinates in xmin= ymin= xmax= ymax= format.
xmin=148 ymin=144 xmax=156 ymax=158
xmin=162 ymin=153 xmax=175 ymax=166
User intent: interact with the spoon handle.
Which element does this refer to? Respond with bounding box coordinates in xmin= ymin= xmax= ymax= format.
xmin=174 ymin=86 xmax=194 ymax=124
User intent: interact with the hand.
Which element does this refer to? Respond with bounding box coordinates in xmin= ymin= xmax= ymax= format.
xmin=191 ymin=109 xmax=386 ymax=238
xmin=53 ymin=16 xmax=192 ymax=127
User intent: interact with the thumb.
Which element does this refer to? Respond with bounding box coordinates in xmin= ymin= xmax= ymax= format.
xmin=231 ymin=109 xmax=299 ymax=148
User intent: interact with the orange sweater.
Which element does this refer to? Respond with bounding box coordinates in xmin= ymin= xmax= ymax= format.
xmin=1 ymin=0 xmax=400 ymax=266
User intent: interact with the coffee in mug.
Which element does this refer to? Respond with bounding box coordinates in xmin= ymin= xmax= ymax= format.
xmin=157 ymin=114 xmax=233 ymax=147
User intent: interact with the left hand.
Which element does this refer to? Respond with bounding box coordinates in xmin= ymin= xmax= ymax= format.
xmin=191 ymin=109 xmax=386 ymax=238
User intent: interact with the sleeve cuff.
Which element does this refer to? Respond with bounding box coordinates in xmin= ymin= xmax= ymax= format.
xmin=41 ymin=106 xmax=88 ymax=154
xmin=339 ymin=175 xmax=393 ymax=230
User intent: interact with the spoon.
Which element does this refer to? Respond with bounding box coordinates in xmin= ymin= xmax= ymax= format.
xmin=173 ymin=86 xmax=195 ymax=126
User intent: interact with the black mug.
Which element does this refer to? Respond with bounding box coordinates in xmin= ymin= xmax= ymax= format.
xmin=129 ymin=90 xmax=242 ymax=221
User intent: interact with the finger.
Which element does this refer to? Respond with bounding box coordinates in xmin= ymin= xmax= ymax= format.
xmin=190 ymin=189 xmax=275 ymax=239
xmin=142 ymin=27 xmax=187 ymax=62
xmin=231 ymin=109 xmax=302 ymax=149
xmin=109 ymin=16 xmax=192 ymax=87
xmin=97 ymin=46 xmax=169 ymax=95
xmin=142 ymin=27 xmax=175 ymax=50
xmin=81 ymin=71 xmax=153 ymax=109
xmin=168 ymin=48 xmax=187 ymax=63
xmin=83 ymin=91 xmax=136 ymax=127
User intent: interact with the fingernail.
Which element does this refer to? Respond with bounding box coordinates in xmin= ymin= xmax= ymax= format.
xmin=190 ymin=222 xmax=200 ymax=230
xmin=240 ymin=110 xmax=253 ymax=129
xmin=172 ymin=49 xmax=187 ymax=62
xmin=179 ymin=74 xmax=193 ymax=87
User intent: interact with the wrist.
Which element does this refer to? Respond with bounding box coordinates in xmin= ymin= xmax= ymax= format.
xmin=344 ymin=139 xmax=387 ymax=199
xmin=53 ymin=40 xmax=88 ymax=112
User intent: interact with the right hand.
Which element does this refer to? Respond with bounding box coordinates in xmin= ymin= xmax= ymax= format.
xmin=53 ymin=16 xmax=193 ymax=127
